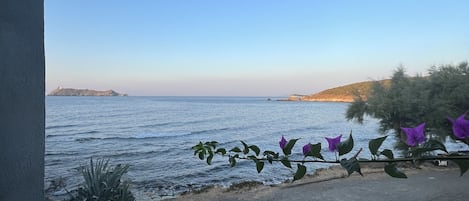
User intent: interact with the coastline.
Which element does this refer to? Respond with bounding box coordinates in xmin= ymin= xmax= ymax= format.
xmin=277 ymin=99 xmax=354 ymax=103
xmin=277 ymin=95 xmax=355 ymax=102
xmin=164 ymin=163 xmax=467 ymax=201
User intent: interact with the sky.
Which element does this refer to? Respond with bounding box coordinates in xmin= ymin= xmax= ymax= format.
xmin=45 ymin=0 xmax=469 ymax=96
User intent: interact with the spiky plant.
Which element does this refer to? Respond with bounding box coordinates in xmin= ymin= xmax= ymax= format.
xmin=68 ymin=158 xmax=135 ymax=201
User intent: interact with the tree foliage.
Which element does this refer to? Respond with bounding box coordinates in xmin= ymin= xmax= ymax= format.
xmin=346 ymin=62 xmax=469 ymax=139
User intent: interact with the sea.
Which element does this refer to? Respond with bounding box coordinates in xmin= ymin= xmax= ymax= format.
xmin=45 ymin=96 xmax=396 ymax=200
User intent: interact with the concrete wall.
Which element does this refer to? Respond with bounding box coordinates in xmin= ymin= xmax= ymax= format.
xmin=0 ymin=0 xmax=45 ymax=200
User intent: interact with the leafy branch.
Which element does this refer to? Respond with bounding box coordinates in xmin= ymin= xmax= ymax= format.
xmin=193 ymin=133 xmax=469 ymax=182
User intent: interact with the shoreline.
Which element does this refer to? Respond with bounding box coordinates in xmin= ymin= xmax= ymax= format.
xmin=134 ymin=164 xmax=370 ymax=201
xmin=165 ymin=162 xmax=466 ymax=201
xmin=277 ymin=99 xmax=354 ymax=103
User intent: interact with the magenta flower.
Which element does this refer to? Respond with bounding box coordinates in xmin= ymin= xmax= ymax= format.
xmin=325 ymin=135 xmax=342 ymax=152
xmin=279 ymin=135 xmax=287 ymax=149
xmin=302 ymin=143 xmax=311 ymax=156
xmin=401 ymin=123 xmax=426 ymax=147
xmin=448 ymin=113 xmax=469 ymax=140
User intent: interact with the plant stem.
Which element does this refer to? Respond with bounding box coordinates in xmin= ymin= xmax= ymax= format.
xmin=234 ymin=155 xmax=469 ymax=164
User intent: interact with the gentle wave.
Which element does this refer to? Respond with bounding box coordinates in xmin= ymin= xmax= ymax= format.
xmin=100 ymin=150 xmax=161 ymax=158
xmin=282 ymin=125 xmax=328 ymax=134
xmin=46 ymin=124 xmax=77 ymax=129
xmin=73 ymin=127 xmax=242 ymax=142
xmin=137 ymin=118 xmax=226 ymax=129
xmin=45 ymin=151 xmax=80 ymax=156
xmin=190 ymin=127 xmax=230 ymax=135
xmin=47 ymin=130 xmax=100 ymax=138
xmin=137 ymin=122 xmax=173 ymax=128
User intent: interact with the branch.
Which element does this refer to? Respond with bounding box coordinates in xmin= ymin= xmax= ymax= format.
xmin=235 ymin=155 xmax=469 ymax=164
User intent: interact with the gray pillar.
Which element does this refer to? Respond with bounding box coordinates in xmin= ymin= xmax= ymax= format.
xmin=0 ymin=0 xmax=45 ymax=200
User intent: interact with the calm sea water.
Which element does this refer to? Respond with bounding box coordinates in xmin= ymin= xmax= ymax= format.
xmin=45 ymin=96 xmax=394 ymax=200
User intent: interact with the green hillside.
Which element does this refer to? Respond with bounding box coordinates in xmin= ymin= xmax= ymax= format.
xmin=300 ymin=80 xmax=390 ymax=102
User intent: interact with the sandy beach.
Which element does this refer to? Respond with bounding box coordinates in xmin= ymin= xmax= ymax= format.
xmin=168 ymin=163 xmax=469 ymax=201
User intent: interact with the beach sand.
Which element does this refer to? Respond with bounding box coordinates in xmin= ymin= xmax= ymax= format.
xmin=168 ymin=163 xmax=469 ymax=201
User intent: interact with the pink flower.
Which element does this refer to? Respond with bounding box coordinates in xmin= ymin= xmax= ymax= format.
xmin=302 ymin=143 xmax=311 ymax=156
xmin=279 ymin=135 xmax=287 ymax=149
xmin=325 ymin=135 xmax=342 ymax=152
xmin=448 ymin=113 xmax=469 ymax=140
xmin=401 ymin=123 xmax=426 ymax=147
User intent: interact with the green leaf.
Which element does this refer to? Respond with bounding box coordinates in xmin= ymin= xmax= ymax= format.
xmin=256 ymin=161 xmax=265 ymax=173
xmin=369 ymin=136 xmax=388 ymax=156
xmin=249 ymin=145 xmax=261 ymax=156
xmin=281 ymin=157 xmax=292 ymax=169
xmin=192 ymin=141 xmax=204 ymax=155
xmin=198 ymin=152 xmax=204 ymax=160
xmin=283 ymin=138 xmax=299 ymax=155
xmin=267 ymin=156 xmax=273 ymax=164
xmin=247 ymin=155 xmax=257 ymax=160
xmin=424 ymin=139 xmax=448 ymax=153
xmin=384 ymin=163 xmax=407 ymax=178
xmin=205 ymin=149 xmax=213 ymax=164
xmin=193 ymin=148 xmax=202 ymax=156
xmin=309 ymin=143 xmax=324 ymax=160
xmin=338 ymin=132 xmax=354 ymax=156
xmin=411 ymin=139 xmax=448 ymax=157
xmin=229 ymin=156 xmax=237 ymax=167
xmin=206 ymin=154 xmax=214 ymax=165
xmin=380 ymin=149 xmax=394 ymax=159
xmin=263 ymin=150 xmax=279 ymax=159
xmin=293 ymin=164 xmax=307 ymax=182
xmin=215 ymin=148 xmax=226 ymax=155
xmin=230 ymin=147 xmax=242 ymax=153
xmin=263 ymin=150 xmax=278 ymax=164
xmin=205 ymin=141 xmax=218 ymax=149
xmin=339 ymin=157 xmax=362 ymax=176
xmin=241 ymin=141 xmax=250 ymax=154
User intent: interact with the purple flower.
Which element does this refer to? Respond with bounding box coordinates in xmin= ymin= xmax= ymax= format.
xmin=401 ymin=123 xmax=426 ymax=147
xmin=448 ymin=113 xmax=469 ymax=140
xmin=279 ymin=135 xmax=287 ymax=149
xmin=303 ymin=143 xmax=311 ymax=156
xmin=325 ymin=135 xmax=342 ymax=152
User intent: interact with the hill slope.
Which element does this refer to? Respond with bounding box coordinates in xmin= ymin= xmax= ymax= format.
xmin=287 ymin=80 xmax=389 ymax=102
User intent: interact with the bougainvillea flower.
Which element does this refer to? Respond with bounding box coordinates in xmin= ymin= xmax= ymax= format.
xmin=448 ymin=113 xmax=469 ymax=140
xmin=401 ymin=123 xmax=426 ymax=147
xmin=279 ymin=135 xmax=287 ymax=149
xmin=303 ymin=143 xmax=311 ymax=156
xmin=325 ymin=135 xmax=342 ymax=152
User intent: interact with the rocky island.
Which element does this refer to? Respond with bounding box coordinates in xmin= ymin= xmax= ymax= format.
xmin=48 ymin=87 xmax=128 ymax=96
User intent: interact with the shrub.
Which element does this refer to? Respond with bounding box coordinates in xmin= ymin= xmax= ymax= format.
xmin=67 ymin=158 xmax=135 ymax=201
xmin=346 ymin=62 xmax=469 ymax=139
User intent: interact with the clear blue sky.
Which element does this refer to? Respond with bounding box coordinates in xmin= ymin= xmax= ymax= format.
xmin=45 ymin=0 xmax=469 ymax=96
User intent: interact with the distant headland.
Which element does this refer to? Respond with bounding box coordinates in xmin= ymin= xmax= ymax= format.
xmin=48 ymin=87 xmax=128 ymax=96
xmin=282 ymin=80 xmax=390 ymax=102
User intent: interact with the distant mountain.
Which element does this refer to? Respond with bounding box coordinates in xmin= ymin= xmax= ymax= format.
xmin=48 ymin=87 xmax=128 ymax=96
xmin=285 ymin=80 xmax=390 ymax=102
